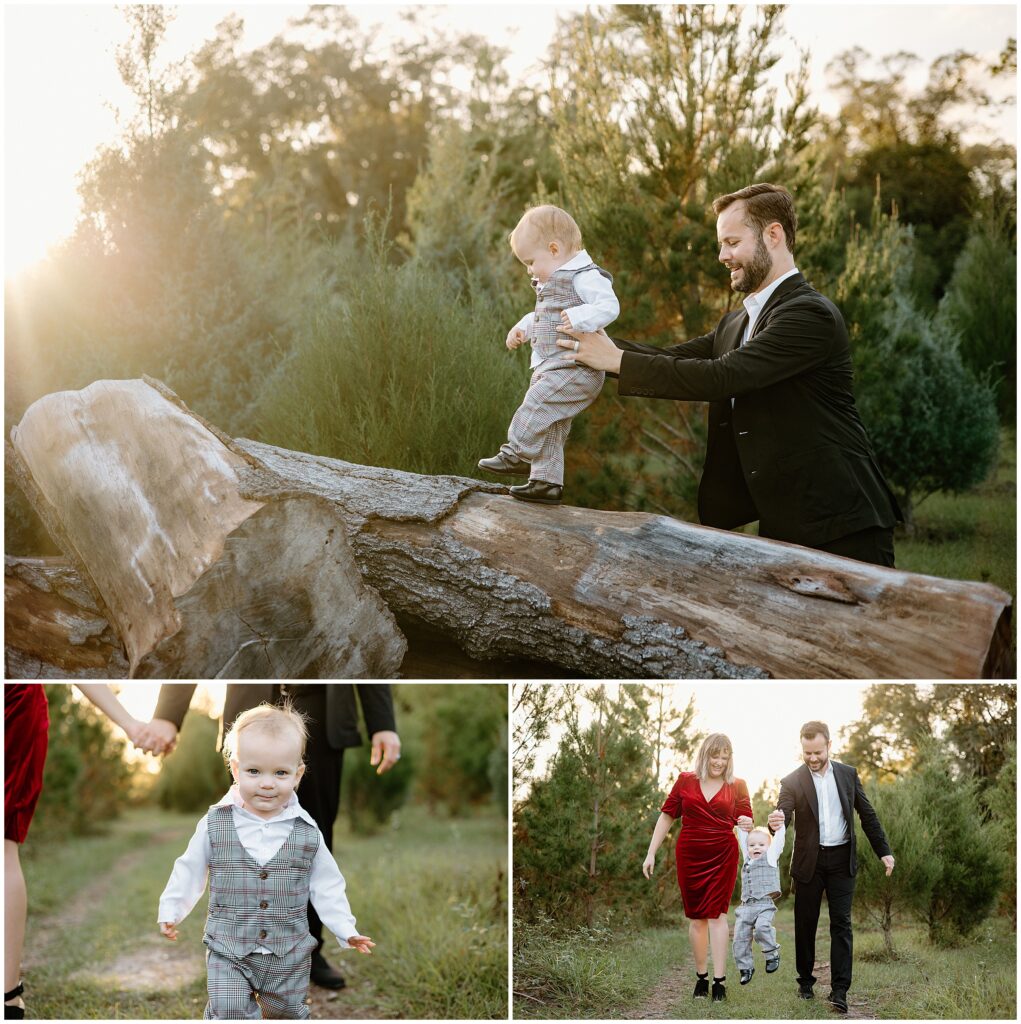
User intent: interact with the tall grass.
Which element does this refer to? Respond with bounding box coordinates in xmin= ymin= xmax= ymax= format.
xmin=254 ymin=222 xmax=528 ymax=479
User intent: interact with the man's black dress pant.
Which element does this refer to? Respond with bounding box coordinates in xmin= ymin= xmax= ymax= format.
xmin=794 ymin=842 xmax=855 ymax=992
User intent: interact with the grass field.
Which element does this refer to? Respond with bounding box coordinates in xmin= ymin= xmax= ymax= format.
xmin=18 ymin=803 xmax=507 ymax=1019
xmin=513 ymin=905 xmax=1016 ymax=1019
xmin=895 ymin=429 xmax=1016 ymax=644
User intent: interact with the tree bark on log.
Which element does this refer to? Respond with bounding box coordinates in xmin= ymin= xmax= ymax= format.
xmin=6 ymin=377 xmax=1013 ymax=679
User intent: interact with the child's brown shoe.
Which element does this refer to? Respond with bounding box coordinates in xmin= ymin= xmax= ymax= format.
xmin=478 ymin=452 xmax=530 ymax=475
xmin=509 ymin=480 xmax=562 ymax=505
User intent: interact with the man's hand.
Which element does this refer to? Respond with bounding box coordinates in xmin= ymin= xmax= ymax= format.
xmin=370 ymin=731 xmax=402 ymax=775
xmin=736 ymin=815 xmax=754 ymax=832
xmin=506 ymin=328 xmax=526 ymax=351
xmin=767 ymin=809 xmax=785 ymax=832
xmin=557 ymin=326 xmax=623 ymax=373
xmin=160 ymin=921 xmax=178 ymax=941
xmin=348 ymin=935 xmax=376 ymax=954
xmin=881 ymin=855 xmax=895 ymax=877
xmin=139 ymin=718 xmax=179 ymax=756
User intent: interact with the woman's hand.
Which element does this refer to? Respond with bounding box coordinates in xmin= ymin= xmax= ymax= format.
xmin=642 ymin=853 xmax=656 ymax=879
xmin=736 ymin=815 xmax=754 ymax=832
xmin=557 ymin=326 xmax=623 ymax=373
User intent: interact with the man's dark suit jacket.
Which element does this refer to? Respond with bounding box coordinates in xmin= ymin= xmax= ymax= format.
xmin=614 ymin=273 xmax=901 ymax=548
xmin=775 ymin=760 xmax=891 ymax=883
xmin=153 ymin=684 xmax=396 ymax=751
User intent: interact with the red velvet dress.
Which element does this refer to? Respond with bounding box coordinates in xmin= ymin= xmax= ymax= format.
xmin=5 ymin=684 xmax=50 ymax=843
xmin=661 ymin=771 xmax=752 ymax=919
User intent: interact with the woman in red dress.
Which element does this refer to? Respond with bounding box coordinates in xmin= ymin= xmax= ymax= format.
xmin=5 ymin=684 xmax=169 ymax=1019
xmin=643 ymin=733 xmax=752 ymax=1003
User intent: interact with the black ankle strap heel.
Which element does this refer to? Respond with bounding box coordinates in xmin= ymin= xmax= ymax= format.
xmin=4 ymin=983 xmax=25 ymax=1020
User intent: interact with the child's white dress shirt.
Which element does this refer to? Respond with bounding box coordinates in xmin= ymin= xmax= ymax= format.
xmin=512 ymin=248 xmax=620 ymax=369
xmin=158 ymin=785 xmax=359 ymax=952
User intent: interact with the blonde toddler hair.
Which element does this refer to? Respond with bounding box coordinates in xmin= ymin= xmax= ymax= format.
xmin=509 ymin=204 xmax=584 ymax=258
xmin=222 ymin=702 xmax=309 ymax=766
xmin=748 ymin=826 xmax=772 ymax=844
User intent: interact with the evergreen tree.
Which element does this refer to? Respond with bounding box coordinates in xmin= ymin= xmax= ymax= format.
xmin=836 ymin=201 xmax=999 ymax=528
xmin=514 ymin=685 xmax=664 ymax=927
xmin=937 ymin=186 xmax=1017 ymax=422
xmin=981 ymin=742 xmax=1017 ymax=922
xmin=852 ymin=775 xmax=942 ymax=956
xmin=341 ymin=745 xmax=414 ymax=834
xmin=34 ymin=685 xmax=135 ymax=839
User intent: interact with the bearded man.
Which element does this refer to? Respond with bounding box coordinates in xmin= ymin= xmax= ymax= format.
xmin=560 ymin=182 xmax=901 ymax=566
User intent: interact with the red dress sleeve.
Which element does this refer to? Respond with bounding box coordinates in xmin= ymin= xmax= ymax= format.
xmin=732 ymin=777 xmax=753 ymax=821
xmin=661 ymin=774 xmax=688 ymax=819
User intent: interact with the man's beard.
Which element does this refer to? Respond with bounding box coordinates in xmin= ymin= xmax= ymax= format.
xmin=730 ymin=236 xmax=772 ymax=293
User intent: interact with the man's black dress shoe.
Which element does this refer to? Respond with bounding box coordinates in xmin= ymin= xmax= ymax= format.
xmin=739 ymin=968 xmax=755 ymax=985
xmin=692 ymin=973 xmax=709 ymax=998
xmin=509 ymin=479 xmax=562 ymax=504
xmin=765 ymin=953 xmax=780 ymax=973
xmin=828 ymin=989 xmax=849 ymax=1013
xmin=477 ymin=452 xmax=530 ymax=475
xmin=310 ymin=950 xmax=347 ymax=990
xmin=797 ymin=984 xmax=815 ymax=999
xmin=711 ymin=977 xmax=726 ymax=1001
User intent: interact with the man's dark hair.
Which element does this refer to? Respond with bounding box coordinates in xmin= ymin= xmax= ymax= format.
xmin=712 ymin=183 xmax=797 ymax=253
xmin=800 ymin=720 xmax=830 ymax=743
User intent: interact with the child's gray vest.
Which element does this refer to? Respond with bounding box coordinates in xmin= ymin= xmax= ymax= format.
xmin=203 ymin=805 xmax=320 ymax=958
xmin=740 ymin=854 xmax=781 ymax=902
xmin=530 ymin=262 xmax=613 ymax=369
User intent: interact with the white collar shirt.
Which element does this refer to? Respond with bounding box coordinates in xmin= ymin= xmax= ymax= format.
xmin=740 ymin=266 xmax=800 ymax=345
xmin=810 ymin=761 xmax=850 ymax=846
xmin=157 ymin=786 xmax=359 ymax=951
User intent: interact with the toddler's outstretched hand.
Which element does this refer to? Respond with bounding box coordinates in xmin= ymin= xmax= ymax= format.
xmin=160 ymin=921 xmax=178 ymax=941
xmin=506 ymin=328 xmax=526 ymax=351
xmin=348 ymin=935 xmax=376 ymax=955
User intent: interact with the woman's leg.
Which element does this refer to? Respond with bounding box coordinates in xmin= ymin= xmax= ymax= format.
xmin=708 ymin=913 xmax=730 ymax=976
xmin=5 ymin=840 xmax=26 ymax=1011
xmin=688 ymin=918 xmax=708 ymax=973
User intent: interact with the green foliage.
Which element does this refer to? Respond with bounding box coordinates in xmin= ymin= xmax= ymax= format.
xmin=937 ymin=188 xmax=1017 ymax=421
xmin=514 ymin=686 xmax=664 ymax=927
xmin=840 ymin=684 xmax=1017 ymax=785
xmin=836 ymin=203 xmax=999 ymax=524
xmin=33 ymin=686 xmax=134 ymax=840
xmin=852 ymin=776 xmax=942 ymax=954
xmin=254 ymin=216 xmax=525 ymax=478
xmin=152 ymin=712 xmax=229 ymax=813
xmin=981 ymin=742 xmax=1017 ymax=921
xmin=341 ymin=744 xmax=414 ymax=835
xmin=412 ymin=683 xmax=508 ymax=813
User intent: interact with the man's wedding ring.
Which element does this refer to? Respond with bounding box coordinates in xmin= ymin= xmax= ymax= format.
xmin=573 ymin=340 xmax=580 ymax=352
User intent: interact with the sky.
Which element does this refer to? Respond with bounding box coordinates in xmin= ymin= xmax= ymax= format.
xmin=3 ymin=3 xmax=1016 ymax=277
xmin=518 ymin=681 xmax=879 ymax=796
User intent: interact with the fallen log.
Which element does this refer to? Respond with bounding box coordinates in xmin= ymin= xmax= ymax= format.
xmin=5 ymin=377 xmax=1013 ymax=679
xmin=7 ymin=378 xmax=406 ymax=678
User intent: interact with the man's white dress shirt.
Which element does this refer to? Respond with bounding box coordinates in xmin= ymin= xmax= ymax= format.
xmin=158 ymin=786 xmax=359 ymax=952
xmin=739 ymin=266 xmax=800 ymax=346
xmin=810 ymin=761 xmax=850 ymax=847
xmin=513 ymin=248 xmax=620 ymax=369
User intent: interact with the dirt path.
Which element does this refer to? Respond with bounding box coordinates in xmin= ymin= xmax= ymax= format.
xmin=633 ymin=948 xmax=878 ymax=1021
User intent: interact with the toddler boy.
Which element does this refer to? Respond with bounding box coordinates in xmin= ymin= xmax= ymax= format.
xmin=158 ymin=704 xmax=374 ymax=1019
xmin=478 ymin=204 xmax=619 ymax=505
xmin=733 ymin=823 xmax=785 ymax=984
